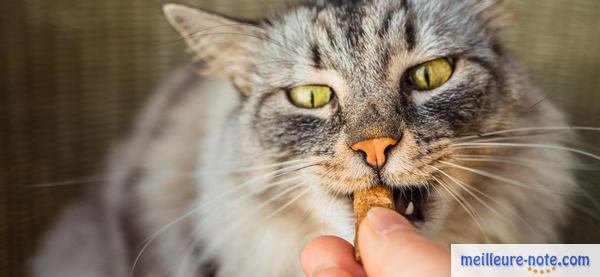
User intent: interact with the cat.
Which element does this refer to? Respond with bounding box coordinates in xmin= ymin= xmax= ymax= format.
xmin=31 ymin=0 xmax=577 ymax=276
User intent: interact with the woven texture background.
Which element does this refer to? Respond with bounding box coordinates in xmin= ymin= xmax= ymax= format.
xmin=1 ymin=0 xmax=599 ymax=275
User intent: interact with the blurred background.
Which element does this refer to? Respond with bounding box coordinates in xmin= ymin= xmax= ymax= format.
xmin=1 ymin=0 xmax=599 ymax=275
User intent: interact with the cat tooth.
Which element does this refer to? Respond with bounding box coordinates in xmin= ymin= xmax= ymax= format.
xmin=405 ymin=201 xmax=415 ymax=216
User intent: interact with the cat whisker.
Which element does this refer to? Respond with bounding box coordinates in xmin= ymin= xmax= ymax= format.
xmin=427 ymin=181 xmax=447 ymax=216
xmin=155 ymin=22 xmax=267 ymax=50
xmin=254 ymin=188 xmax=310 ymax=226
xmin=208 ymin=180 xmax=307 ymax=225
xmin=451 ymin=142 xmax=600 ymax=162
xmin=432 ymin=176 xmax=490 ymax=242
xmin=197 ymin=159 xmax=308 ymax=175
xmin=454 ymin=155 xmax=600 ymax=171
xmin=465 ymin=136 xmax=600 ymax=162
xmin=21 ymin=159 xmax=304 ymax=188
xmin=26 ymin=159 xmax=303 ymax=190
xmin=201 ymin=183 xmax=308 ymax=254
xmin=173 ymin=177 xmax=309 ymax=277
xmin=431 ymin=166 xmax=508 ymax=221
xmin=452 ymin=126 xmax=600 ymax=143
xmin=20 ymin=176 xmax=105 ymax=188
xmin=224 ymin=60 xmax=299 ymax=75
xmin=463 ymin=136 xmax=600 ymax=158
xmin=442 ymin=157 xmax=600 ymax=221
xmin=452 ymin=133 xmax=554 ymax=144
xmin=202 ymin=151 xmax=298 ymax=166
xmin=182 ymin=184 xmax=312 ymax=276
xmin=200 ymin=175 xmax=307 ymax=224
xmin=186 ymin=30 xmax=287 ymax=51
xmin=479 ymin=126 xmax=600 ymax=137
xmin=465 ymin=135 xmax=556 ymax=144
xmin=430 ymin=165 xmax=535 ymax=232
xmin=201 ymin=162 xmax=314 ymax=191
xmin=455 ymin=132 xmax=560 ymax=144
xmin=130 ymin=162 xmax=315 ymax=275
xmin=439 ymin=160 xmax=571 ymax=194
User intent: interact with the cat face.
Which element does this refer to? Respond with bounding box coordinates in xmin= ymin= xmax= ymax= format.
xmin=165 ymin=0 xmax=527 ymax=230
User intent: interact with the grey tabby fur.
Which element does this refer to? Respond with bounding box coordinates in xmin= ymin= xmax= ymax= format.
xmin=31 ymin=0 xmax=577 ymax=276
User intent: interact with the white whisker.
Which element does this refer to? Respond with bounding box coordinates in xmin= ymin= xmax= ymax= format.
xmin=201 ymin=176 xmax=307 ymax=226
xmin=432 ymin=176 xmax=489 ymax=241
xmin=202 ymin=183 xmax=308 ymax=253
xmin=255 ymin=188 xmax=310 ymax=225
xmin=174 ymin=179 xmax=307 ymax=277
xmin=452 ymin=142 xmax=600 ymax=162
xmin=130 ymin=162 xmax=314 ymax=275
xmin=454 ymin=155 xmax=599 ymax=171
xmin=430 ymin=165 xmax=534 ymax=232
xmin=479 ymin=126 xmax=600 ymax=137
xmin=439 ymin=160 xmax=571 ymax=195
xmin=22 ymin=176 xmax=104 ymax=188
xmin=197 ymin=159 xmax=307 ymax=175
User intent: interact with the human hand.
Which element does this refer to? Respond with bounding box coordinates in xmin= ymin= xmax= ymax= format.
xmin=301 ymin=207 xmax=450 ymax=277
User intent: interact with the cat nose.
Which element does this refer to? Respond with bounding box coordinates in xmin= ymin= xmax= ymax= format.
xmin=351 ymin=137 xmax=398 ymax=169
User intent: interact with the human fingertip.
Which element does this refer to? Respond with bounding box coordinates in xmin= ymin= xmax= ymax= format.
xmin=366 ymin=207 xmax=411 ymax=236
xmin=301 ymin=236 xmax=365 ymax=277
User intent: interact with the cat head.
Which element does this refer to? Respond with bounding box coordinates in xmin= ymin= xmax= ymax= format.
xmin=164 ymin=0 xmax=539 ymax=231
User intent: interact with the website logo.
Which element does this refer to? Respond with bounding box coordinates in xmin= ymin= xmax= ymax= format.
xmin=452 ymin=244 xmax=598 ymax=276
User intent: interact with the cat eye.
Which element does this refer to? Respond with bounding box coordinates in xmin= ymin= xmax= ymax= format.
xmin=287 ymin=85 xmax=333 ymax=109
xmin=407 ymin=58 xmax=454 ymax=91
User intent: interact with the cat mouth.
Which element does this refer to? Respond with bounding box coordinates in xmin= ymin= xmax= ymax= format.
xmin=348 ymin=185 xmax=428 ymax=224
xmin=392 ymin=186 xmax=427 ymax=223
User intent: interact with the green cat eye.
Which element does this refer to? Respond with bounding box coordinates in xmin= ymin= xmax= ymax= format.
xmin=407 ymin=58 xmax=454 ymax=91
xmin=288 ymin=85 xmax=333 ymax=109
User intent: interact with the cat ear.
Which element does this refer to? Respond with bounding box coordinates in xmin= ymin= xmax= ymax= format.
xmin=465 ymin=0 xmax=512 ymax=34
xmin=163 ymin=3 xmax=260 ymax=94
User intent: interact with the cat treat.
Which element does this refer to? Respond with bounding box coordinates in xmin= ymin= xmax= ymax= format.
xmin=353 ymin=185 xmax=394 ymax=262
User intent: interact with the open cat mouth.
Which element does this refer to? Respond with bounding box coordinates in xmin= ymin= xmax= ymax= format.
xmin=392 ymin=186 xmax=427 ymax=223
xmin=348 ymin=185 xmax=428 ymax=224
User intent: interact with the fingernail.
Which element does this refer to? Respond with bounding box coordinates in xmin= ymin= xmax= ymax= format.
xmin=366 ymin=207 xmax=410 ymax=235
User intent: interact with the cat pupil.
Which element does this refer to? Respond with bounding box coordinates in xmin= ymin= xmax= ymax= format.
xmin=424 ymin=68 xmax=431 ymax=88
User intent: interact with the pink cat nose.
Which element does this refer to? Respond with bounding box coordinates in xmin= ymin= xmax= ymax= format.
xmin=351 ymin=137 xmax=398 ymax=169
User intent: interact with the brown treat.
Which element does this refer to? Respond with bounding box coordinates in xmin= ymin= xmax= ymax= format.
xmin=353 ymin=185 xmax=395 ymax=263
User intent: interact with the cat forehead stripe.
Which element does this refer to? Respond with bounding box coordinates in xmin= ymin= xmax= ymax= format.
xmin=324 ymin=0 xmax=416 ymax=52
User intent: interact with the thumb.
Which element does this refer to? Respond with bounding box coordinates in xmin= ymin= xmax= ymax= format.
xmin=357 ymin=207 xmax=450 ymax=277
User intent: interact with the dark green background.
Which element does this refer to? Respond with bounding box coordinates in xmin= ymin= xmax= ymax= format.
xmin=1 ymin=0 xmax=599 ymax=275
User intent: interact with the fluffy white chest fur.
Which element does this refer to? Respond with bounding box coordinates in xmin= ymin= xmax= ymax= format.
xmin=191 ymin=77 xmax=355 ymax=277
